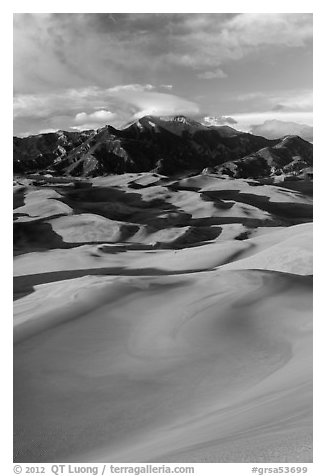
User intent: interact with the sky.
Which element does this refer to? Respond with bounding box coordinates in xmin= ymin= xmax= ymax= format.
xmin=13 ymin=13 xmax=313 ymax=139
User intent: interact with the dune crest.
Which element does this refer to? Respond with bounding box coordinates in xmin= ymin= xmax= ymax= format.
xmin=14 ymin=173 xmax=312 ymax=462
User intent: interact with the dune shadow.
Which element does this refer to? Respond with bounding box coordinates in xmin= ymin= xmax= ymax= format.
xmin=13 ymin=188 xmax=26 ymax=209
xmin=14 ymin=220 xmax=75 ymax=255
xmin=201 ymin=189 xmax=312 ymax=223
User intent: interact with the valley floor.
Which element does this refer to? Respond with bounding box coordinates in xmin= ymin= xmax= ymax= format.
xmin=13 ymin=173 xmax=313 ymax=463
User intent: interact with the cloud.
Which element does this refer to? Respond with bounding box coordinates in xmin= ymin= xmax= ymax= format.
xmin=75 ymin=110 xmax=115 ymax=123
xmin=250 ymin=119 xmax=313 ymax=142
xmin=73 ymin=110 xmax=117 ymax=130
xmin=237 ymin=92 xmax=266 ymax=101
xmin=13 ymin=14 xmax=312 ymax=136
xmin=37 ymin=128 xmax=58 ymax=135
xmin=197 ymin=69 xmax=227 ymax=80
xmin=237 ymin=89 xmax=313 ymax=112
xmin=272 ymin=104 xmax=286 ymax=112
xmin=121 ymin=91 xmax=200 ymax=120
xmin=272 ymin=91 xmax=313 ymax=111
xmin=13 ymin=13 xmax=312 ymax=96
xmin=104 ymin=84 xmax=198 ymax=117
xmin=224 ymin=13 xmax=312 ymax=48
xmin=107 ymin=84 xmax=155 ymax=93
xmin=229 ymin=111 xmax=313 ymax=135
xmin=202 ymin=116 xmax=237 ymax=126
xmin=13 ymin=85 xmax=199 ymax=135
xmin=161 ymin=13 xmax=312 ymax=71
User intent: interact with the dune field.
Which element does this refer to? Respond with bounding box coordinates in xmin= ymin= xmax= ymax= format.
xmin=13 ymin=172 xmax=313 ymax=462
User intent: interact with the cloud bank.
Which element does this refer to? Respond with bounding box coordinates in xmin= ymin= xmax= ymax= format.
xmin=14 ymin=84 xmax=200 ymax=134
xmin=202 ymin=116 xmax=238 ymax=126
xmin=250 ymin=119 xmax=313 ymax=142
xmin=14 ymin=13 xmax=312 ymax=94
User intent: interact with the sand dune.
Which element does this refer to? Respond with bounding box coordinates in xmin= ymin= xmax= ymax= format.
xmin=14 ymin=188 xmax=73 ymax=222
xmin=13 ymin=173 xmax=312 ymax=462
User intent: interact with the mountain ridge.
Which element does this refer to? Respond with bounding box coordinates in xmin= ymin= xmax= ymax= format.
xmin=13 ymin=115 xmax=312 ymax=179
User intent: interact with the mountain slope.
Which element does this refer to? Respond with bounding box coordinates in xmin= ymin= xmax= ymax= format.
xmin=214 ymin=135 xmax=313 ymax=179
xmin=13 ymin=130 xmax=95 ymax=174
xmin=13 ymin=116 xmax=312 ymax=178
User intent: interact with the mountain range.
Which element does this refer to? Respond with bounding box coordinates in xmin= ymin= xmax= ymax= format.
xmin=13 ymin=115 xmax=313 ymax=179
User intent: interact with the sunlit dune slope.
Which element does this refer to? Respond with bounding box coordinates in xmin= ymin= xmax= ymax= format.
xmin=13 ymin=173 xmax=312 ymax=463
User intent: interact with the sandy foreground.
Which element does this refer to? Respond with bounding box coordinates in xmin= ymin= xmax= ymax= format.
xmin=13 ymin=173 xmax=312 ymax=463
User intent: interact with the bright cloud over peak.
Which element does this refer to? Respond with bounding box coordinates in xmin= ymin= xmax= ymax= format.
xmin=14 ymin=85 xmax=200 ymax=134
xmin=75 ymin=110 xmax=116 ymax=123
